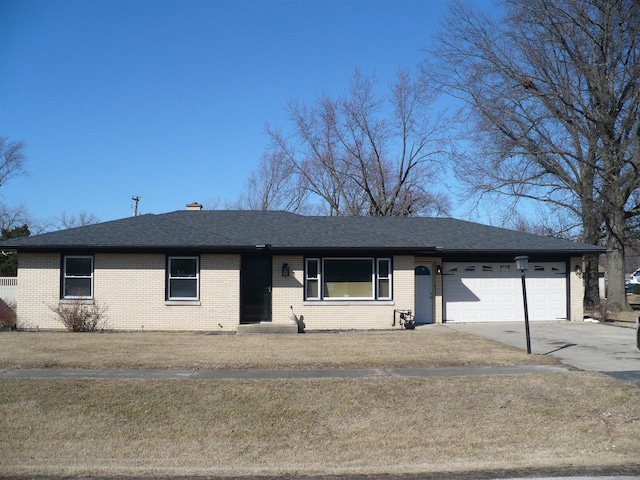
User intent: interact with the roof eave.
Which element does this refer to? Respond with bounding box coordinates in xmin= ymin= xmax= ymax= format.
xmin=12 ymin=245 xmax=443 ymax=254
xmin=8 ymin=244 xmax=604 ymax=256
xmin=441 ymin=248 xmax=605 ymax=257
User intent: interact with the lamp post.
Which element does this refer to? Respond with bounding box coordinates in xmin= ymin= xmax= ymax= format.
xmin=514 ymin=255 xmax=531 ymax=354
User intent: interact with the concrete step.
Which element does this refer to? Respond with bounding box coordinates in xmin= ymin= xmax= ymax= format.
xmin=236 ymin=322 xmax=299 ymax=335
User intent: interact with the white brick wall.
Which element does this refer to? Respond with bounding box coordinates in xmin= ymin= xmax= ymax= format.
xmin=272 ymin=255 xmax=431 ymax=330
xmin=272 ymin=255 xmax=305 ymax=325
xmin=94 ymin=253 xmax=241 ymax=331
xmin=17 ymin=252 xmax=578 ymax=330
xmin=569 ymin=256 xmax=585 ymax=321
xmin=17 ymin=253 xmax=60 ymax=329
xmin=17 ymin=253 xmax=241 ymax=331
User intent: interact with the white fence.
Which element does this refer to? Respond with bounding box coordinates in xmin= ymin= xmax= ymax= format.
xmin=0 ymin=277 xmax=17 ymax=304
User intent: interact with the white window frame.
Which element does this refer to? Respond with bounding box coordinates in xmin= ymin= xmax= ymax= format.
xmin=323 ymin=258 xmax=375 ymax=300
xmin=167 ymin=256 xmax=200 ymax=301
xmin=305 ymin=258 xmax=320 ymax=300
xmin=377 ymin=258 xmax=392 ymax=300
xmin=305 ymin=257 xmax=392 ymax=301
xmin=62 ymin=255 xmax=94 ymax=299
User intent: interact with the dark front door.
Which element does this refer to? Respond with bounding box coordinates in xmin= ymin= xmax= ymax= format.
xmin=240 ymin=255 xmax=272 ymax=324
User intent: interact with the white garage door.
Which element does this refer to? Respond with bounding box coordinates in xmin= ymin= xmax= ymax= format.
xmin=443 ymin=262 xmax=567 ymax=322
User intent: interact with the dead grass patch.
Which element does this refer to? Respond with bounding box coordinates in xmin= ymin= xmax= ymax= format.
xmin=0 ymin=329 xmax=558 ymax=370
xmin=1 ymin=373 xmax=640 ymax=477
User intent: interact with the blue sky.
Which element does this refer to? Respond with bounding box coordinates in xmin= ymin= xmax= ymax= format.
xmin=0 ymin=0 xmax=493 ymax=224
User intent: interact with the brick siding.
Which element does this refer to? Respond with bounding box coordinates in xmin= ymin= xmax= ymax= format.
xmin=17 ymin=252 xmax=580 ymax=330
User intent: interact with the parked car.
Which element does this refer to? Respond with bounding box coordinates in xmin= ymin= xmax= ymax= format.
xmin=625 ymin=268 xmax=640 ymax=294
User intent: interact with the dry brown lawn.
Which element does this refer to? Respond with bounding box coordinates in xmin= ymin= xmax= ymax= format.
xmin=2 ymin=374 xmax=640 ymax=477
xmin=1 ymin=329 xmax=640 ymax=478
xmin=0 ymin=328 xmax=557 ymax=370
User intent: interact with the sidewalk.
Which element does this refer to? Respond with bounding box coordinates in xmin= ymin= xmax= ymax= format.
xmin=0 ymin=364 xmax=569 ymax=380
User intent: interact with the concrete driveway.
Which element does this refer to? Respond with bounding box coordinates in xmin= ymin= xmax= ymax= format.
xmin=445 ymin=321 xmax=640 ymax=386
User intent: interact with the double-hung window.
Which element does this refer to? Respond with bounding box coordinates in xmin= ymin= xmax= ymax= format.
xmin=306 ymin=258 xmax=320 ymax=299
xmin=167 ymin=256 xmax=200 ymax=300
xmin=63 ymin=255 xmax=94 ymax=299
xmin=377 ymin=258 xmax=392 ymax=300
xmin=305 ymin=257 xmax=392 ymax=300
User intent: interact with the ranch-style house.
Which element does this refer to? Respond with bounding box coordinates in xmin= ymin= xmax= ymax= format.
xmin=1 ymin=204 xmax=603 ymax=331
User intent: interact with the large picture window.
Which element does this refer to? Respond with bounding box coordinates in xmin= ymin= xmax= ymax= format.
xmin=63 ymin=255 xmax=94 ymax=299
xmin=167 ymin=256 xmax=200 ymax=300
xmin=324 ymin=258 xmax=373 ymax=299
xmin=305 ymin=257 xmax=392 ymax=301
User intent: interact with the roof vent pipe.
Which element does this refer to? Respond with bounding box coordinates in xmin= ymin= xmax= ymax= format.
xmin=186 ymin=202 xmax=203 ymax=211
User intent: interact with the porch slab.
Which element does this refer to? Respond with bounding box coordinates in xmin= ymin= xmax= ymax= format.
xmin=236 ymin=322 xmax=299 ymax=335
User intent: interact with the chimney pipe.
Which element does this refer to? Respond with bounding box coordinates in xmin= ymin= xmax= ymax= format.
xmin=186 ymin=202 xmax=203 ymax=211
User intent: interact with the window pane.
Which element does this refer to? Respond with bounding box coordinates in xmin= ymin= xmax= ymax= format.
xmin=307 ymin=259 xmax=318 ymax=279
xmin=169 ymin=279 xmax=197 ymax=298
xmin=66 ymin=257 xmax=92 ymax=276
xmin=378 ymin=279 xmax=390 ymax=298
xmin=171 ymin=258 xmax=197 ymax=277
xmin=65 ymin=278 xmax=92 ymax=297
xmin=324 ymin=259 xmax=372 ymax=298
xmin=324 ymin=259 xmax=371 ymax=282
xmin=415 ymin=266 xmax=431 ymax=276
xmin=306 ymin=279 xmax=319 ymax=298
xmin=378 ymin=259 xmax=389 ymax=278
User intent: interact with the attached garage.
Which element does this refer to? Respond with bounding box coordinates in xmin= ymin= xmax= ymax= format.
xmin=443 ymin=262 xmax=567 ymax=322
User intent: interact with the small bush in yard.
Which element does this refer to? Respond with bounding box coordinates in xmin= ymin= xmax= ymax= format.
xmin=0 ymin=299 xmax=17 ymax=330
xmin=49 ymin=300 xmax=109 ymax=332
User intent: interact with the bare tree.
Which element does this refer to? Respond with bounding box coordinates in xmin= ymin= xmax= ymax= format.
xmin=53 ymin=211 xmax=100 ymax=230
xmin=202 ymin=197 xmax=220 ymax=210
xmin=259 ymin=69 xmax=450 ymax=216
xmin=508 ymin=209 xmax=580 ymax=240
xmin=428 ymin=0 xmax=640 ymax=311
xmin=0 ymin=203 xmax=33 ymax=276
xmin=0 ymin=139 xmax=30 ymax=244
xmin=0 ymin=137 xmax=26 ymax=188
xmin=229 ymin=151 xmax=310 ymax=212
xmin=0 ymin=203 xmax=32 ymax=232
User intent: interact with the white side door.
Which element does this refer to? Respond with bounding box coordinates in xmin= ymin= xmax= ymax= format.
xmin=414 ymin=265 xmax=433 ymax=324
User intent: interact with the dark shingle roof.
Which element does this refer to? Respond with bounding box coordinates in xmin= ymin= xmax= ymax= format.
xmin=0 ymin=210 xmax=603 ymax=255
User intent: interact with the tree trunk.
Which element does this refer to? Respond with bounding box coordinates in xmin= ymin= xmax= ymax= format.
xmin=583 ymin=254 xmax=600 ymax=312
xmin=605 ymin=206 xmax=631 ymax=312
xmin=581 ymin=196 xmax=602 ymax=311
xmin=606 ymin=245 xmax=630 ymax=312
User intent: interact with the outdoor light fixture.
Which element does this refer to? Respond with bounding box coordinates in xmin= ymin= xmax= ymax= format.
xmin=436 ymin=265 xmax=442 ymax=275
xmin=282 ymin=263 xmax=290 ymax=277
xmin=515 ymin=255 xmax=529 ymax=272
xmin=575 ymin=264 xmax=583 ymax=278
xmin=514 ymin=255 xmax=532 ymax=354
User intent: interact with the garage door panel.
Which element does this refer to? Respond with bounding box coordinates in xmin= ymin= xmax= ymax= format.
xmin=444 ymin=262 xmax=567 ymax=322
xmin=446 ymin=278 xmax=481 ymax=302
